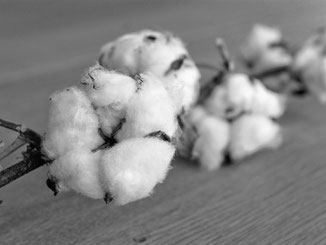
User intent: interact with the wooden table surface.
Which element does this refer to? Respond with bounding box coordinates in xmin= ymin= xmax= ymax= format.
xmin=1 ymin=0 xmax=326 ymax=244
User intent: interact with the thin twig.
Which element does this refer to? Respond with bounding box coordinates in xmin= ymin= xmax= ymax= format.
xmin=215 ymin=38 xmax=234 ymax=72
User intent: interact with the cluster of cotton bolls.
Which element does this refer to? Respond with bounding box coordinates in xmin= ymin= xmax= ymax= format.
xmin=42 ymin=28 xmax=302 ymax=204
xmin=185 ymin=72 xmax=284 ymax=171
xmin=241 ymin=24 xmax=326 ymax=103
xmin=43 ymin=66 xmax=178 ymax=205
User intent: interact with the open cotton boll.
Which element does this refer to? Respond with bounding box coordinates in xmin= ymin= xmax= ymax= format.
xmin=49 ymin=148 xmax=104 ymax=199
xmin=99 ymin=30 xmax=201 ymax=112
xmin=43 ymin=87 xmax=103 ymax=159
xmin=190 ymin=108 xmax=230 ymax=170
xmin=99 ymin=138 xmax=175 ymax=205
xmin=81 ymin=65 xmax=137 ymax=136
xmin=241 ymin=24 xmax=292 ymax=72
xmin=205 ymin=73 xmax=255 ymax=120
xmin=229 ymin=114 xmax=282 ymax=160
xmin=205 ymin=73 xmax=286 ymax=119
xmin=116 ymin=73 xmax=177 ymax=141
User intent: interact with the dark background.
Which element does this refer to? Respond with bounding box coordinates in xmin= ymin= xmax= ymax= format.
xmin=1 ymin=0 xmax=326 ymax=244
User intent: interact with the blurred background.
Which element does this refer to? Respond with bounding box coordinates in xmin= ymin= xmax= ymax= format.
xmin=1 ymin=0 xmax=326 ymax=244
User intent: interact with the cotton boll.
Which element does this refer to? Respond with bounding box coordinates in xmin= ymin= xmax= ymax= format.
xmin=116 ymin=73 xmax=177 ymax=141
xmin=229 ymin=114 xmax=282 ymax=160
xmin=241 ymin=24 xmax=292 ymax=72
xmin=49 ymin=148 xmax=104 ymax=199
xmin=99 ymin=30 xmax=201 ymax=112
xmin=191 ymin=110 xmax=230 ymax=170
xmin=205 ymin=73 xmax=255 ymax=120
xmin=99 ymin=138 xmax=175 ymax=205
xmin=43 ymin=87 xmax=103 ymax=159
xmin=81 ymin=65 xmax=137 ymax=136
xmin=205 ymin=73 xmax=286 ymax=119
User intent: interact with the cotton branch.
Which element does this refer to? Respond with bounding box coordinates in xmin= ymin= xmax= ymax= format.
xmin=0 ymin=118 xmax=51 ymax=189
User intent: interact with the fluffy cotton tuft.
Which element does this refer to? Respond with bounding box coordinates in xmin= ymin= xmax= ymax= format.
xmin=49 ymin=149 xmax=104 ymax=199
xmin=81 ymin=64 xmax=137 ymax=136
xmin=43 ymin=87 xmax=104 ymax=159
xmin=229 ymin=114 xmax=282 ymax=160
xmin=204 ymin=73 xmax=285 ymax=120
xmin=189 ymin=107 xmax=230 ymax=170
xmin=116 ymin=73 xmax=177 ymax=141
xmin=99 ymin=30 xmax=201 ymax=112
xmin=292 ymin=29 xmax=326 ymax=103
xmin=99 ymin=138 xmax=175 ymax=205
xmin=241 ymin=24 xmax=292 ymax=72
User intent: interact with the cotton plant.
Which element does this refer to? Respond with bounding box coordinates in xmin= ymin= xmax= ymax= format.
xmin=1 ymin=26 xmax=319 ymax=203
xmin=193 ymin=38 xmax=284 ymax=165
xmin=41 ymin=65 xmax=178 ymax=205
xmin=201 ymin=73 xmax=284 ymax=163
xmin=292 ymin=27 xmax=326 ymax=103
xmin=98 ymin=29 xmax=201 ymax=113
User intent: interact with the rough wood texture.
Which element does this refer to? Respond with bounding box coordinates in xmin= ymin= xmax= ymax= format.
xmin=1 ymin=0 xmax=326 ymax=244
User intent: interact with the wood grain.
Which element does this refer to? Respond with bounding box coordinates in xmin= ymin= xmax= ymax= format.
xmin=1 ymin=0 xmax=326 ymax=244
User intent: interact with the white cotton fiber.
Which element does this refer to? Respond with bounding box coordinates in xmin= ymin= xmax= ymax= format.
xmin=99 ymin=137 xmax=175 ymax=205
xmin=293 ymin=29 xmax=326 ymax=103
xmin=116 ymin=73 xmax=177 ymax=141
xmin=229 ymin=114 xmax=282 ymax=160
xmin=99 ymin=32 xmax=144 ymax=75
xmin=204 ymin=73 xmax=285 ymax=119
xmin=251 ymin=80 xmax=286 ymax=118
xmin=81 ymin=65 xmax=137 ymax=136
xmin=241 ymin=24 xmax=292 ymax=72
xmin=189 ymin=107 xmax=230 ymax=170
xmin=99 ymin=30 xmax=201 ymax=112
xmin=49 ymin=148 xmax=104 ymax=199
xmin=43 ymin=87 xmax=103 ymax=159
xmin=82 ymin=64 xmax=137 ymax=108
xmin=205 ymin=73 xmax=255 ymax=119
